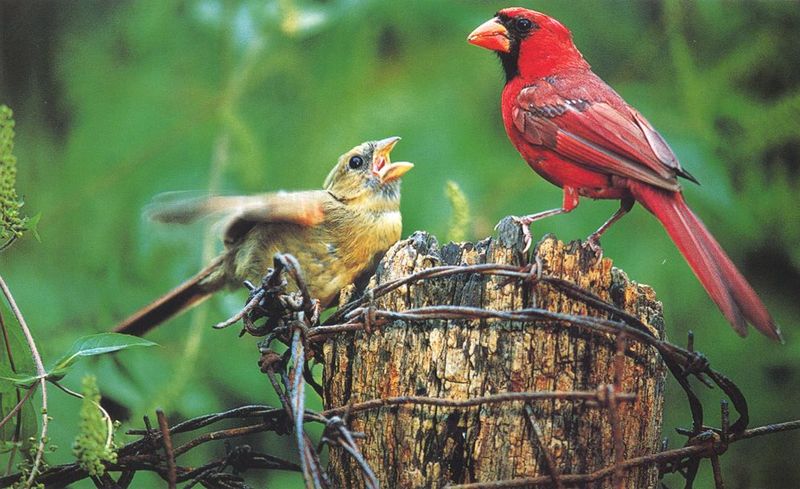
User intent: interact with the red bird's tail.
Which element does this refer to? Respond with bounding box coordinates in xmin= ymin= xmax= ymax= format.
xmin=113 ymin=256 xmax=225 ymax=337
xmin=629 ymin=182 xmax=781 ymax=341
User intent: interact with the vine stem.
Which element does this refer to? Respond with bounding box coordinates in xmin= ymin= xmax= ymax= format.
xmin=0 ymin=274 xmax=49 ymax=488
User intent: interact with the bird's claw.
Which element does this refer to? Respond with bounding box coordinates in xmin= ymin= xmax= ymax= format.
xmin=509 ymin=215 xmax=534 ymax=253
xmin=582 ymin=234 xmax=603 ymax=260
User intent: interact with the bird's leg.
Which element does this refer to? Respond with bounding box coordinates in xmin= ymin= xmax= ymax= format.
xmin=584 ymin=197 xmax=635 ymax=254
xmin=509 ymin=187 xmax=579 ymax=252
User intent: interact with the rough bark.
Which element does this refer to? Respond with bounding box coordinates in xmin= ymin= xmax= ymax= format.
xmin=323 ymin=220 xmax=666 ymax=488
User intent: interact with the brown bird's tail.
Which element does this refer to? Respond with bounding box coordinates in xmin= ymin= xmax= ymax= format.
xmin=114 ymin=256 xmax=226 ymax=337
xmin=629 ymin=182 xmax=781 ymax=341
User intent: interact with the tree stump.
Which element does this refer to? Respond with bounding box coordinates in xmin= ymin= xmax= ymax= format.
xmin=323 ymin=220 xmax=666 ymax=488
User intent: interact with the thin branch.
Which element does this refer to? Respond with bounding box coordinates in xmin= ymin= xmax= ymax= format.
xmin=156 ymin=410 xmax=177 ymax=489
xmin=51 ymin=381 xmax=115 ymax=450
xmin=0 ymin=384 xmax=36 ymax=430
xmin=0 ymin=274 xmax=49 ymax=488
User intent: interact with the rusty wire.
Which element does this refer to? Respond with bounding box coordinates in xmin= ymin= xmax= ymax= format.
xmin=5 ymin=253 xmax=798 ymax=488
xmin=231 ymin=253 xmax=794 ymax=489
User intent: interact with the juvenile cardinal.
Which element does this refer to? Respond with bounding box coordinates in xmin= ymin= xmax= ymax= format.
xmin=114 ymin=138 xmax=413 ymax=336
xmin=468 ymin=7 xmax=780 ymax=340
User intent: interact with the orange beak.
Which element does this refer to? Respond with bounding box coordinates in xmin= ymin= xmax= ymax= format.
xmin=372 ymin=137 xmax=414 ymax=184
xmin=467 ymin=17 xmax=510 ymax=53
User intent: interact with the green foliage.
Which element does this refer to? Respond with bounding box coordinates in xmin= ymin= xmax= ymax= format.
xmin=72 ymin=376 xmax=116 ymax=477
xmin=10 ymin=441 xmax=49 ymax=489
xmin=444 ymin=180 xmax=470 ymax=243
xmin=0 ymin=330 xmax=151 ymax=483
xmin=0 ymin=307 xmax=38 ymax=461
xmin=0 ymin=105 xmax=35 ymax=246
xmin=0 ymin=333 xmax=156 ymax=389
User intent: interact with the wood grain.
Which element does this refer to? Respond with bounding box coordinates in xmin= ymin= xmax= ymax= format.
xmin=324 ymin=220 xmax=666 ymax=488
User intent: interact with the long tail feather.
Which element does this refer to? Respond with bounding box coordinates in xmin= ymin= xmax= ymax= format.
xmin=113 ymin=256 xmax=226 ymax=336
xmin=629 ymin=182 xmax=781 ymax=341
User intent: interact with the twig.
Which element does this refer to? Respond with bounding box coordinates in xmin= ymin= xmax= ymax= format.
xmin=156 ymin=410 xmax=177 ymax=489
xmin=0 ymin=309 xmax=23 ymax=476
xmin=710 ymin=453 xmax=725 ymax=489
xmin=0 ymin=384 xmax=36 ymax=431
xmin=0 ymin=274 xmax=49 ymax=488
xmin=51 ymin=381 xmax=115 ymax=450
xmin=172 ymin=423 xmax=273 ymax=458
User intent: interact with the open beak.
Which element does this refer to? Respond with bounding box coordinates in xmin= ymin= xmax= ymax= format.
xmin=372 ymin=136 xmax=414 ymax=184
xmin=467 ymin=17 xmax=510 ymax=53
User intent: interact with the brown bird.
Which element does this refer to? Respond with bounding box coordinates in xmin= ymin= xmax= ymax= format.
xmin=114 ymin=137 xmax=413 ymax=336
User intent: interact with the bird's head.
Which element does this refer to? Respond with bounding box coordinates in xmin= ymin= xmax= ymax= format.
xmin=468 ymin=7 xmax=585 ymax=81
xmin=324 ymin=137 xmax=413 ymax=205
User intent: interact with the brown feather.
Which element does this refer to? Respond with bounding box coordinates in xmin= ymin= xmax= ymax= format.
xmin=113 ymin=256 xmax=225 ymax=336
xmin=112 ymin=139 xmax=410 ymax=335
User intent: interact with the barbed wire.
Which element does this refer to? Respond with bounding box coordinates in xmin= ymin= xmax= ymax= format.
xmin=4 ymin=252 xmax=797 ymax=488
xmin=227 ymin=253 xmax=797 ymax=489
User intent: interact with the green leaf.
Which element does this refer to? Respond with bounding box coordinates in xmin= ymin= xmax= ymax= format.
xmin=0 ymin=364 xmax=39 ymax=388
xmin=48 ymin=333 xmax=157 ymax=381
xmin=26 ymin=211 xmax=42 ymax=242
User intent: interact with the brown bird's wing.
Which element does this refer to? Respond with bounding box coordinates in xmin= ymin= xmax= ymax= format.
xmin=218 ymin=190 xmax=328 ymax=244
xmin=512 ymin=76 xmax=696 ymax=191
xmin=149 ymin=191 xmax=327 ymax=245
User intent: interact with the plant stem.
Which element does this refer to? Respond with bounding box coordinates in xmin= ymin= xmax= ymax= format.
xmin=0 ymin=274 xmax=48 ymax=488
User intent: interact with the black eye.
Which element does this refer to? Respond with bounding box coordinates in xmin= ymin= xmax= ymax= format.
xmin=348 ymin=155 xmax=364 ymax=169
xmin=515 ymin=18 xmax=533 ymax=32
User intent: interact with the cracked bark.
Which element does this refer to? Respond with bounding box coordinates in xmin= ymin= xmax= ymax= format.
xmin=323 ymin=219 xmax=666 ymax=488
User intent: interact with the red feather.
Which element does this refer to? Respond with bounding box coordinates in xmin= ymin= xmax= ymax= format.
xmin=470 ymin=7 xmax=780 ymax=340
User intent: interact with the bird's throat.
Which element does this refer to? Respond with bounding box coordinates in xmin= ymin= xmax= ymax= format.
xmin=497 ymin=48 xmax=521 ymax=83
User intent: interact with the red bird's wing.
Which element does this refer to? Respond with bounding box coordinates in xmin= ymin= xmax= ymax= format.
xmin=511 ymin=77 xmax=695 ymax=191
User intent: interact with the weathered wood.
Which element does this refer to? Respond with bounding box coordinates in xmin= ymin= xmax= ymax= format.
xmin=323 ymin=219 xmax=666 ymax=488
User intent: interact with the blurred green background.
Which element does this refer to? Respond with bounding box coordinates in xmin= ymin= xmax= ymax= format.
xmin=1 ymin=0 xmax=799 ymax=487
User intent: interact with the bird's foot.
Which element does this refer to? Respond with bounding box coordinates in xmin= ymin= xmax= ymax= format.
xmin=498 ymin=215 xmax=535 ymax=252
xmin=582 ymin=233 xmax=604 ymax=260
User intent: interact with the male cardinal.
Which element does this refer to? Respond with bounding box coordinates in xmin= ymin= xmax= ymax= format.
xmin=468 ymin=8 xmax=780 ymax=340
xmin=114 ymin=138 xmax=413 ymax=336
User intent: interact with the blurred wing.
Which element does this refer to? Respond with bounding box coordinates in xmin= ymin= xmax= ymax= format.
xmin=513 ymin=80 xmax=691 ymax=191
xmin=146 ymin=192 xmax=235 ymax=224
xmin=147 ymin=190 xmax=327 ymax=244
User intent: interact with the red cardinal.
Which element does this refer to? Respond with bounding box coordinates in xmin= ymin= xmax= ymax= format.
xmin=468 ymin=7 xmax=781 ymax=341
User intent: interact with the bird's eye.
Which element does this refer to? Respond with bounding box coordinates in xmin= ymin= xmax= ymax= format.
xmin=348 ymin=155 xmax=364 ymax=169
xmin=515 ymin=18 xmax=533 ymax=32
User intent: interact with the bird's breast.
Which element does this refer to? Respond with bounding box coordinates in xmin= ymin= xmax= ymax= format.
xmin=516 ymin=142 xmax=627 ymax=200
xmin=333 ymin=209 xmax=402 ymax=268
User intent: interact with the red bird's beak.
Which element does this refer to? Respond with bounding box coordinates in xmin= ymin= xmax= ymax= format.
xmin=372 ymin=137 xmax=414 ymax=184
xmin=467 ymin=17 xmax=510 ymax=53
